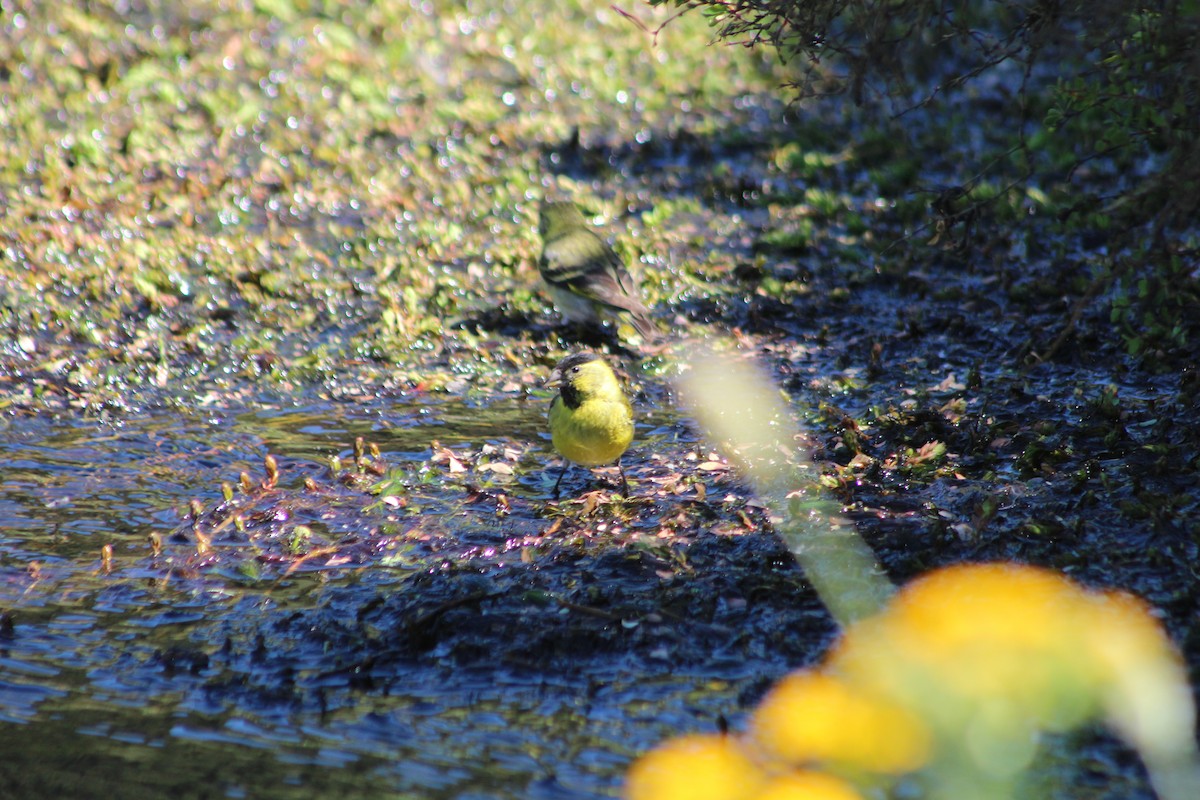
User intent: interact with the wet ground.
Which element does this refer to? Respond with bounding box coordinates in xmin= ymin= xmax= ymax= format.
xmin=2 ymin=1 xmax=1199 ymax=798
xmin=0 ymin=388 xmax=826 ymax=798
xmin=3 ymin=266 xmax=1196 ymax=798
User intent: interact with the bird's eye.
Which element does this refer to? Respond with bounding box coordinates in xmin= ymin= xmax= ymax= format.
xmin=571 ymin=366 xmax=580 ymax=373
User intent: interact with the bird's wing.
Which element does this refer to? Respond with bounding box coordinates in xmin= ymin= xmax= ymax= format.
xmin=542 ymin=234 xmax=649 ymax=316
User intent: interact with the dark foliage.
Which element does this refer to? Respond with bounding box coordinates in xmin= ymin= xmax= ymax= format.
xmin=651 ymin=0 xmax=1200 ymax=360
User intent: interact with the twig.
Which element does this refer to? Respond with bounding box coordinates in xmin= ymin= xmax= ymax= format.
xmin=610 ymin=3 xmax=691 ymax=46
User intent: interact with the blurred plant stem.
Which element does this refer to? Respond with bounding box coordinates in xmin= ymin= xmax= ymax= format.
xmin=673 ymin=343 xmax=893 ymax=626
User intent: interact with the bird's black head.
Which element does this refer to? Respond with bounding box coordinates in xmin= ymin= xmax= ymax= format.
xmin=555 ymin=352 xmax=599 ymax=374
xmin=549 ymin=352 xmax=602 ymax=408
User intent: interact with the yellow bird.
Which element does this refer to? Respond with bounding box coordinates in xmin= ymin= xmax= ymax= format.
xmin=547 ymin=352 xmax=634 ymax=496
xmin=538 ymin=201 xmax=658 ymax=342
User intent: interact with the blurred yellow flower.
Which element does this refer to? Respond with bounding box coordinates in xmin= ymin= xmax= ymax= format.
xmin=828 ymin=563 xmax=1104 ymax=733
xmin=624 ymin=563 xmax=1197 ymax=800
xmin=624 ymin=733 xmax=767 ymax=800
xmin=748 ymin=670 xmax=930 ymax=774
xmin=750 ymin=770 xmax=865 ymax=800
xmin=1082 ymin=589 xmax=1194 ymax=768
xmin=822 ymin=561 xmax=1195 ymax=787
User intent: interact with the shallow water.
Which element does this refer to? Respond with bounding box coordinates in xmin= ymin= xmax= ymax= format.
xmin=0 ymin=394 xmax=744 ymax=799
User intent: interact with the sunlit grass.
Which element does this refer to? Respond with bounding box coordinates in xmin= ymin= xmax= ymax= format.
xmin=0 ymin=0 xmax=788 ymax=406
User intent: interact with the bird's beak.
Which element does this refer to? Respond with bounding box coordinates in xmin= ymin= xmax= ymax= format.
xmin=545 ymin=367 xmax=564 ymax=388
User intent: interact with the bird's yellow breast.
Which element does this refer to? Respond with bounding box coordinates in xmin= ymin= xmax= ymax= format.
xmin=549 ymin=394 xmax=633 ymax=466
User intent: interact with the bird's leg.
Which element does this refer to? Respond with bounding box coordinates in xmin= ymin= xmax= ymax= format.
xmin=616 ymin=459 xmax=628 ymax=497
xmin=553 ymin=462 xmax=569 ymax=499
